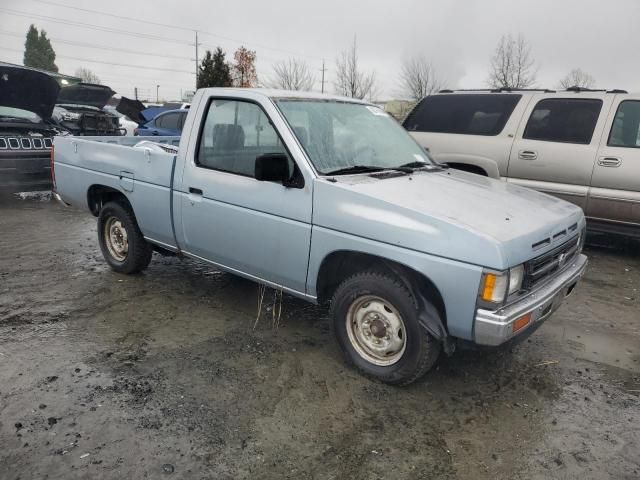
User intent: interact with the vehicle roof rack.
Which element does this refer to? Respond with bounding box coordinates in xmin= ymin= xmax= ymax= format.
xmin=565 ymin=86 xmax=606 ymax=92
xmin=438 ymin=88 xmax=556 ymax=94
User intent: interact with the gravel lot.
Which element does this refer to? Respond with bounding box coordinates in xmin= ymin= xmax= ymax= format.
xmin=1 ymin=195 xmax=639 ymax=479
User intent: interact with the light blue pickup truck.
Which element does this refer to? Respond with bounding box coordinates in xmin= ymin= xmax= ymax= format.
xmin=53 ymin=88 xmax=588 ymax=385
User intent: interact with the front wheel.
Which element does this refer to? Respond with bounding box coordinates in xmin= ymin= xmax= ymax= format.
xmin=331 ymin=271 xmax=441 ymax=385
xmin=97 ymin=201 xmax=153 ymax=274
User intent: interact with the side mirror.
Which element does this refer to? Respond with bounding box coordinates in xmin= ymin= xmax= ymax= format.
xmin=255 ymin=153 xmax=290 ymax=183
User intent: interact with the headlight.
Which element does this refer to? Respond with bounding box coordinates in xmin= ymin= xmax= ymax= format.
xmin=480 ymin=264 xmax=524 ymax=304
xmin=508 ymin=264 xmax=524 ymax=295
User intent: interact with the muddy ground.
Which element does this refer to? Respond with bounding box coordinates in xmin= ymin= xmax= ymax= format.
xmin=0 ymin=195 xmax=638 ymax=480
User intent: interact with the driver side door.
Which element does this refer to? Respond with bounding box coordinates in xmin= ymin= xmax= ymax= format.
xmin=178 ymin=98 xmax=313 ymax=294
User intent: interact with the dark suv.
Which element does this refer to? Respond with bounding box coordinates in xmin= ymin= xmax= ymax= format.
xmin=0 ymin=64 xmax=67 ymax=193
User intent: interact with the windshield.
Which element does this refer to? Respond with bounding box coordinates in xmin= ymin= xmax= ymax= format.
xmin=276 ymin=100 xmax=433 ymax=174
xmin=0 ymin=106 xmax=42 ymax=123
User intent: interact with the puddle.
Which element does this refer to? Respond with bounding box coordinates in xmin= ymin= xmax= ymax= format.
xmin=545 ymin=322 xmax=640 ymax=373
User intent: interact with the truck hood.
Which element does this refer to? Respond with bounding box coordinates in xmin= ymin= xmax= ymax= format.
xmin=57 ymin=83 xmax=115 ymax=109
xmin=0 ymin=65 xmax=60 ymax=119
xmin=313 ymin=169 xmax=584 ymax=270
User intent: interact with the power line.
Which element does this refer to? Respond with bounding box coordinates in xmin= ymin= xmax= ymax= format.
xmin=29 ymin=0 xmax=197 ymax=33
xmin=0 ymin=31 xmax=190 ymax=61
xmin=0 ymin=47 xmax=194 ymax=74
xmin=0 ymin=8 xmax=191 ymax=45
xmin=24 ymin=0 xmax=324 ymax=61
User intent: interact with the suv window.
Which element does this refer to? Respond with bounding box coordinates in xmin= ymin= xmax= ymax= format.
xmin=157 ymin=112 xmax=180 ymax=131
xmin=608 ymin=100 xmax=640 ymax=148
xmin=403 ymin=94 xmax=521 ymax=136
xmin=523 ymin=98 xmax=602 ymax=145
xmin=197 ymin=99 xmax=289 ymax=177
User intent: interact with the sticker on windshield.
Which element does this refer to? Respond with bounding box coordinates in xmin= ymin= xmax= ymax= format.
xmin=413 ymin=154 xmax=426 ymax=163
xmin=366 ymin=106 xmax=389 ymax=117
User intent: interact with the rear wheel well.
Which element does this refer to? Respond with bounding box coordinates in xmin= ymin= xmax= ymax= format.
xmin=447 ymin=163 xmax=488 ymax=176
xmin=87 ymin=185 xmax=131 ymax=216
xmin=316 ymin=251 xmax=447 ymax=328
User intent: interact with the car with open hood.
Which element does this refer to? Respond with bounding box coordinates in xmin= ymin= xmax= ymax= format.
xmin=0 ymin=63 xmax=68 ymax=193
xmin=53 ymin=83 xmax=123 ymax=136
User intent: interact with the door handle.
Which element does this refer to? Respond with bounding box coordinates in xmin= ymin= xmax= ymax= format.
xmin=518 ymin=150 xmax=538 ymax=160
xmin=597 ymin=157 xmax=622 ymax=167
xmin=188 ymin=187 xmax=203 ymax=195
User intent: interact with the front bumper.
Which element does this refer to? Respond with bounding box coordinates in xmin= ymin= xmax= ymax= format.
xmin=474 ymin=253 xmax=588 ymax=346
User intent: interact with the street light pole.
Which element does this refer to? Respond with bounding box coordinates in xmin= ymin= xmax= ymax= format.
xmin=156 ymin=85 xmax=160 ymax=103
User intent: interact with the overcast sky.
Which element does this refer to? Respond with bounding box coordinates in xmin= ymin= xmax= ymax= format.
xmin=1 ymin=0 xmax=639 ymax=102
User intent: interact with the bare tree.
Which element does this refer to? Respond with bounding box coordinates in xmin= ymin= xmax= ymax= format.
xmin=488 ymin=34 xmax=536 ymax=89
xmin=334 ymin=37 xmax=377 ymax=100
xmin=269 ymin=58 xmax=315 ymax=91
xmin=559 ymin=68 xmax=596 ymax=89
xmin=74 ymin=67 xmax=101 ymax=84
xmin=400 ymin=56 xmax=443 ymax=101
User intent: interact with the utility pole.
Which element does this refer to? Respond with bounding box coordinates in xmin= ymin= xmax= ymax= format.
xmin=134 ymin=87 xmax=138 ymax=100
xmin=194 ymin=30 xmax=200 ymax=89
xmin=319 ymin=59 xmax=327 ymax=93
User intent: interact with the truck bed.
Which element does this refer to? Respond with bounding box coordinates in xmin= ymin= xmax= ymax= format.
xmin=53 ymin=135 xmax=181 ymax=248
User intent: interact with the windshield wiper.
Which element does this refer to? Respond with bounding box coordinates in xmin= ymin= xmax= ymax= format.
xmin=324 ymin=165 xmax=388 ymax=176
xmin=396 ymin=161 xmax=448 ymax=171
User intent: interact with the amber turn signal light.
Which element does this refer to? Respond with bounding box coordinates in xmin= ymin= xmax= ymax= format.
xmin=512 ymin=313 xmax=532 ymax=333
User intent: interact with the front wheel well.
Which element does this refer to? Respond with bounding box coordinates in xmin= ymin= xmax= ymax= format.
xmin=316 ymin=251 xmax=447 ymax=328
xmin=87 ymin=185 xmax=131 ymax=216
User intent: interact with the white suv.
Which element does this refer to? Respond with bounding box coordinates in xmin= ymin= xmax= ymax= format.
xmin=404 ymin=88 xmax=640 ymax=235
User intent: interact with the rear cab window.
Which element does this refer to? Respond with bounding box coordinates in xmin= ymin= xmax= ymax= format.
xmin=523 ymin=98 xmax=603 ymax=144
xmin=403 ymin=94 xmax=522 ymax=136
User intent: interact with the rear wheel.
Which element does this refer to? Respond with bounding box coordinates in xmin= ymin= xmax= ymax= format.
xmin=331 ymin=271 xmax=441 ymax=385
xmin=98 ymin=201 xmax=152 ymax=274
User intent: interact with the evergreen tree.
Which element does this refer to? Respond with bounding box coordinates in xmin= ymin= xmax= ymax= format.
xmin=197 ymin=47 xmax=232 ymax=88
xmin=23 ymin=24 xmax=59 ymax=72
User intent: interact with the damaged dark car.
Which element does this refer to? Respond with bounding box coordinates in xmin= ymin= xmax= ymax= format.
xmin=0 ymin=63 xmax=67 ymax=193
xmin=54 ymin=83 xmax=123 ymax=136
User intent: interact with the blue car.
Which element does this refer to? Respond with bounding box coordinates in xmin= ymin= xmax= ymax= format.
xmin=135 ymin=109 xmax=187 ymax=136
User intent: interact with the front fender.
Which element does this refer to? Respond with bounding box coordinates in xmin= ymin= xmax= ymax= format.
xmin=307 ymin=227 xmax=483 ymax=341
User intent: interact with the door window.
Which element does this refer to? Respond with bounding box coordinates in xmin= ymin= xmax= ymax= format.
xmin=403 ymin=94 xmax=522 ymax=136
xmin=197 ymin=99 xmax=289 ymax=177
xmin=608 ymin=100 xmax=640 ymax=148
xmin=157 ymin=112 xmax=180 ymax=131
xmin=523 ymin=98 xmax=602 ymax=145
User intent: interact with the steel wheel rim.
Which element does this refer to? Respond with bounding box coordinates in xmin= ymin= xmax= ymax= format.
xmin=345 ymin=295 xmax=407 ymax=366
xmin=104 ymin=216 xmax=128 ymax=262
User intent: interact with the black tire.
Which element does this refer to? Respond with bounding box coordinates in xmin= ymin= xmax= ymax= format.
xmin=331 ymin=271 xmax=441 ymax=386
xmin=97 ymin=201 xmax=153 ymax=274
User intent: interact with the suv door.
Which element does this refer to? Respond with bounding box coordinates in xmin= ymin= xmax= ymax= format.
xmin=178 ymin=98 xmax=312 ymax=293
xmin=588 ymin=97 xmax=640 ymax=226
xmin=506 ymin=94 xmax=613 ymax=209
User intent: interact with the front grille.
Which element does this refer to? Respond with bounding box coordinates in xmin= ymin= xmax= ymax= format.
xmin=524 ymin=234 xmax=580 ymax=289
xmin=0 ymin=136 xmax=53 ymax=151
